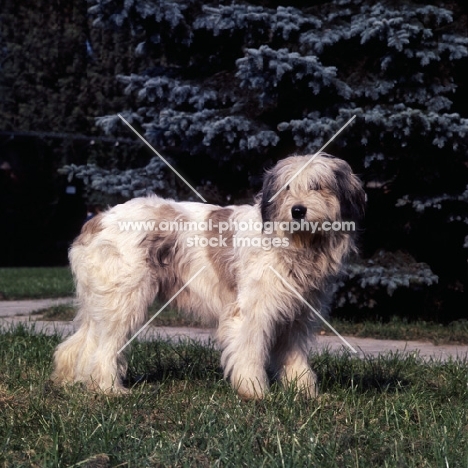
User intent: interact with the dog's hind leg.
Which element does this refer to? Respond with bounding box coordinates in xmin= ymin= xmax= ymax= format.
xmin=52 ymin=243 xmax=155 ymax=392
xmin=52 ymin=283 xmax=155 ymax=392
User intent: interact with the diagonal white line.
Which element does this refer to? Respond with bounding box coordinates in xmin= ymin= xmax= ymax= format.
xmin=268 ymin=266 xmax=358 ymax=354
xmin=118 ymin=113 xmax=207 ymax=203
xmin=268 ymin=115 xmax=356 ymax=202
xmin=117 ymin=266 xmax=206 ymax=354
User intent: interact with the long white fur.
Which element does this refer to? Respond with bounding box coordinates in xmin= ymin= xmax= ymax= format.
xmin=52 ymin=153 xmax=365 ymax=400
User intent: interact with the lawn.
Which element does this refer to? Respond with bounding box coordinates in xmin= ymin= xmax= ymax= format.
xmin=0 ymin=325 xmax=467 ymax=467
xmin=0 ymin=267 xmax=74 ymax=300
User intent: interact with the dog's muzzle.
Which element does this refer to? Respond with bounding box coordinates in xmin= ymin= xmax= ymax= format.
xmin=291 ymin=205 xmax=307 ymax=220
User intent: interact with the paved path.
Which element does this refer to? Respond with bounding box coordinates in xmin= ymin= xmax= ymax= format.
xmin=1 ymin=299 xmax=468 ymax=362
xmin=0 ymin=298 xmax=74 ymax=317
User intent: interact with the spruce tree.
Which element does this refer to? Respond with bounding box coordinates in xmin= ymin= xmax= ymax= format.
xmin=61 ymin=0 xmax=468 ymax=318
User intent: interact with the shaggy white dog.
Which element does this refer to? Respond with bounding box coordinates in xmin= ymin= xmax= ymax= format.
xmin=52 ymin=153 xmax=365 ymax=400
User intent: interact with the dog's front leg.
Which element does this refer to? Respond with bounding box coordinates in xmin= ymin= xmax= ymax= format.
xmin=270 ymin=320 xmax=318 ymax=399
xmin=217 ymin=305 xmax=274 ymax=401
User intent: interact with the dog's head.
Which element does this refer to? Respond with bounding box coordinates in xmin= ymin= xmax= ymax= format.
xmin=260 ymin=153 xmax=365 ymax=227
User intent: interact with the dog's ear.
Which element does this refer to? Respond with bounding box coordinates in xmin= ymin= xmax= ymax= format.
xmin=334 ymin=164 xmax=366 ymax=221
xmin=260 ymin=171 xmax=276 ymax=223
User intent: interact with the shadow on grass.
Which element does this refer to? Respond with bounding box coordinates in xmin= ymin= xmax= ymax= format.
xmin=313 ymin=351 xmax=413 ymax=394
xmin=124 ymin=340 xmax=223 ymax=388
xmin=124 ymin=340 xmax=413 ymax=395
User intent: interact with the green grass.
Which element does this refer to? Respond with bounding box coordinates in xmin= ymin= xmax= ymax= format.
xmin=0 ymin=267 xmax=74 ymax=300
xmin=34 ymin=303 xmax=77 ymax=321
xmin=0 ymin=324 xmax=467 ymax=467
xmin=325 ymin=317 xmax=468 ymax=345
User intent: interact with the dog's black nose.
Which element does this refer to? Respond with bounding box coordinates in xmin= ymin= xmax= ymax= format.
xmin=291 ymin=205 xmax=307 ymax=220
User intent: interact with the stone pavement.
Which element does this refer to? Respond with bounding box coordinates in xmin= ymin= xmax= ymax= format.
xmin=1 ymin=299 xmax=467 ymax=362
xmin=0 ymin=297 xmax=74 ymax=317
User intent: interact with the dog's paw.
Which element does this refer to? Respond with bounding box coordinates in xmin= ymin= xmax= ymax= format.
xmin=86 ymin=380 xmax=129 ymax=395
xmin=232 ymin=373 xmax=269 ymax=401
xmin=282 ymin=368 xmax=318 ymax=399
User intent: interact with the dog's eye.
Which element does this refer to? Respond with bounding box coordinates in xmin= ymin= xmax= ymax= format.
xmin=286 ymin=185 xmax=290 ymax=190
